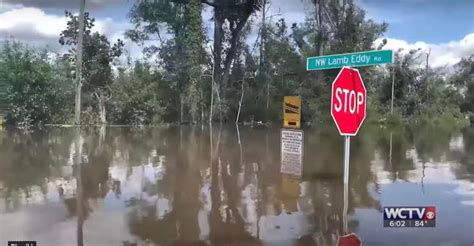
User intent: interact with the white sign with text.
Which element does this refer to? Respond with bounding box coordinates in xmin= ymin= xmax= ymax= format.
xmin=281 ymin=129 xmax=304 ymax=177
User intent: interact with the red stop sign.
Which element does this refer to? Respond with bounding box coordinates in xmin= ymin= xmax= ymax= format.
xmin=337 ymin=233 xmax=362 ymax=246
xmin=331 ymin=66 xmax=366 ymax=136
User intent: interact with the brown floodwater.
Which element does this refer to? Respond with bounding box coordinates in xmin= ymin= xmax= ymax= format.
xmin=0 ymin=124 xmax=473 ymax=246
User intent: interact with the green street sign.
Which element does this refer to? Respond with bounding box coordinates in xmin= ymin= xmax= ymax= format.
xmin=307 ymin=50 xmax=393 ymax=71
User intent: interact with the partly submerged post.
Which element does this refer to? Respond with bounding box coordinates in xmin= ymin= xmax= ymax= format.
xmin=343 ymin=136 xmax=351 ymax=185
xmin=74 ymin=0 xmax=86 ymax=125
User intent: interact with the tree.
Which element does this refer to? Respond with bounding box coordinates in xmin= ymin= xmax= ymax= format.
xmin=0 ymin=0 xmax=471 ymax=128
xmin=127 ymin=0 xmax=205 ymax=123
xmin=59 ymin=11 xmax=124 ymax=124
xmin=186 ymin=0 xmax=206 ymax=122
xmin=206 ymin=0 xmax=264 ymax=122
xmin=110 ymin=61 xmax=165 ymax=125
xmin=378 ymin=49 xmax=424 ymax=116
xmin=290 ymin=0 xmax=387 ymax=123
xmin=0 ymin=41 xmax=74 ymax=126
xmin=263 ymin=19 xmax=305 ymax=121
xmin=452 ymin=56 xmax=474 ymax=122
xmin=374 ymin=49 xmax=466 ymax=126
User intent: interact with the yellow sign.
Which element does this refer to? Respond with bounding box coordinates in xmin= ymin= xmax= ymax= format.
xmin=283 ymin=96 xmax=301 ymax=128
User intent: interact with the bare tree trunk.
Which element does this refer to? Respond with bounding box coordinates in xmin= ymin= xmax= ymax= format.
xmin=100 ymin=100 xmax=106 ymax=125
xmin=215 ymin=81 xmax=223 ymax=123
xmin=213 ymin=9 xmax=223 ymax=123
xmin=180 ymin=94 xmax=184 ymax=124
xmin=259 ymin=0 xmax=267 ymax=71
xmin=425 ymin=49 xmax=431 ymax=105
xmin=314 ymin=0 xmax=325 ymax=56
xmin=266 ymin=82 xmax=269 ymax=121
xmin=208 ymin=64 xmax=222 ymax=125
xmin=201 ymin=84 xmax=204 ymax=125
xmin=210 ymin=83 xmax=214 ymax=124
xmin=210 ymin=4 xmax=253 ymax=123
xmin=221 ymin=16 xmax=251 ymax=99
xmin=99 ymin=125 xmax=105 ymax=149
xmin=94 ymin=92 xmax=107 ymax=125
xmin=236 ymin=78 xmax=245 ymax=125
xmin=261 ymin=0 xmax=269 ymax=122
xmin=210 ymin=65 xmax=215 ymax=125
xmin=74 ymin=0 xmax=86 ymax=125
xmin=100 ymin=101 xmax=106 ymax=125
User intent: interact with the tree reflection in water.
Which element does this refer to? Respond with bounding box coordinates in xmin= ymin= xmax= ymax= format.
xmin=125 ymin=126 xmax=380 ymax=245
xmin=0 ymin=124 xmax=473 ymax=245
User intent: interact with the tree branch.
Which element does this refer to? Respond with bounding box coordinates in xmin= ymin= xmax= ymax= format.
xmin=93 ymin=92 xmax=100 ymax=101
xmin=222 ymin=16 xmax=251 ymax=81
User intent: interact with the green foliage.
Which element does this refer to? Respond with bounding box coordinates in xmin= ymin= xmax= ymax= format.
xmin=372 ymin=49 xmax=469 ymax=127
xmin=0 ymin=41 xmax=73 ymax=126
xmin=451 ymin=56 xmax=474 ymax=122
xmin=127 ymin=0 xmax=205 ymax=123
xmin=185 ymin=0 xmax=206 ymax=122
xmin=415 ymin=107 xmax=469 ymax=129
xmin=59 ymin=11 xmax=124 ymax=124
xmin=271 ymin=1 xmax=387 ymax=124
xmin=0 ymin=1 xmax=470 ymax=127
xmin=264 ymin=19 xmax=306 ymax=121
xmin=110 ymin=62 xmax=167 ymax=125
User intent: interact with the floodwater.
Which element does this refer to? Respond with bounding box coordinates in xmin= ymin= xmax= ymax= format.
xmin=0 ymin=124 xmax=473 ymax=246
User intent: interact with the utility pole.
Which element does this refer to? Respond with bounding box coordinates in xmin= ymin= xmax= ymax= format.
xmin=75 ymin=1 xmax=86 ymax=246
xmin=260 ymin=0 xmax=269 ymax=121
xmin=75 ymin=0 xmax=86 ymax=125
xmin=75 ymin=128 xmax=83 ymax=246
xmin=391 ymin=66 xmax=395 ymax=114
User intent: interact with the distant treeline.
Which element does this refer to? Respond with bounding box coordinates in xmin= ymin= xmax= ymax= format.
xmin=0 ymin=0 xmax=472 ymax=128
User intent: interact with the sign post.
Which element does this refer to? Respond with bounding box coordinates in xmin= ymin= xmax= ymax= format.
xmin=332 ymin=66 xmax=366 ymax=246
xmin=343 ymin=136 xmax=350 ymax=184
xmin=306 ymin=50 xmax=391 ymax=183
xmin=330 ymin=66 xmax=367 ymax=184
xmin=306 ymin=50 xmax=387 ymax=244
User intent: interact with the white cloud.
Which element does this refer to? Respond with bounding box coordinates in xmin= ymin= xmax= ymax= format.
xmin=2 ymin=4 xmax=473 ymax=71
xmin=93 ymin=17 xmax=132 ymax=41
xmin=376 ymin=33 xmax=474 ymax=68
xmin=0 ymin=7 xmax=67 ymax=39
xmin=0 ymin=6 xmax=133 ymax=54
xmin=0 ymin=0 xmax=125 ymax=11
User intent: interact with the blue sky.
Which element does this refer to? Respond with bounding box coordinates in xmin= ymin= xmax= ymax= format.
xmin=0 ymin=0 xmax=473 ymax=67
xmin=359 ymin=0 xmax=474 ymax=43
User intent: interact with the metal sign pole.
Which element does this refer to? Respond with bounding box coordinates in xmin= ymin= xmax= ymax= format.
xmin=343 ymin=135 xmax=350 ymax=185
xmin=343 ymin=135 xmax=350 ymax=235
xmin=343 ymin=181 xmax=349 ymax=234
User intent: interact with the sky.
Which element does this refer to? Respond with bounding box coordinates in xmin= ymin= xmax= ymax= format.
xmin=0 ymin=0 xmax=473 ymax=68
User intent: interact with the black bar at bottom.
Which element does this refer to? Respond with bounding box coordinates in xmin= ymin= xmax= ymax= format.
xmin=8 ymin=241 xmax=37 ymax=246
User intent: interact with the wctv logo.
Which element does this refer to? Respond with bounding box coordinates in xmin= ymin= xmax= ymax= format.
xmin=383 ymin=206 xmax=436 ymax=220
